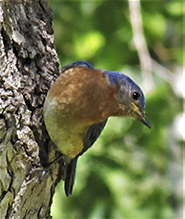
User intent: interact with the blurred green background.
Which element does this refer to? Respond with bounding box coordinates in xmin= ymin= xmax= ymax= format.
xmin=48 ymin=0 xmax=184 ymax=218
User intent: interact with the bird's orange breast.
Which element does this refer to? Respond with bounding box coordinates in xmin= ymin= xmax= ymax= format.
xmin=44 ymin=66 xmax=119 ymax=157
xmin=48 ymin=66 xmax=118 ymax=125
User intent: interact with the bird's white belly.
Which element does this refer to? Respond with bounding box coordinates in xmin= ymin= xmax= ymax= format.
xmin=43 ymin=98 xmax=84 ymax=158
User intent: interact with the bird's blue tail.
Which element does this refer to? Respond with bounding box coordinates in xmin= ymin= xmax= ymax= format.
xmin=64 ymin=156 xmax=78 ymax=196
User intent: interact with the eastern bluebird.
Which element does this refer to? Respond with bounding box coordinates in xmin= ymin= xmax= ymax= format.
xmin=43 ymin=61 xmax=151 ymax=196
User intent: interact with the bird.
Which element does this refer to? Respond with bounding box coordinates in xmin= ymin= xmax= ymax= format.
xmin=43 ymin=61 xmax=151 ymax=197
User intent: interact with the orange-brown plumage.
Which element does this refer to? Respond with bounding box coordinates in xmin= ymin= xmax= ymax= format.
xmin=48 ymin=66 xmax=119 ymax=124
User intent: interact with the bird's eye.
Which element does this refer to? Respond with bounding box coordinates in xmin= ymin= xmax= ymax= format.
xmin=132 ymin=91 xmax=140 ymax=101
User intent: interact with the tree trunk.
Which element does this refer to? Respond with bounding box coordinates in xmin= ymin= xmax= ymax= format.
xmin=0 ymin=0 xmax=64 ymax=218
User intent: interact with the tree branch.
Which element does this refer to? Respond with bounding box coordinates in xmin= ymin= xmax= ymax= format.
xmin=128 ymin=0 xmax=176 ymax=91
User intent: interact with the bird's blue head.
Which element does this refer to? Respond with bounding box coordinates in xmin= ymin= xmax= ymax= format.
xmin=104 ymin=70 xmax=151 ymax=128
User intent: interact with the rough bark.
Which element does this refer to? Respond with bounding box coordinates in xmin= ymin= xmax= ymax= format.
xmin=0 ymin=0 xmax=64 ymax=218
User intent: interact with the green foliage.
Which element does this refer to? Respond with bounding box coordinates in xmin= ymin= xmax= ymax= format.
xmin=48 ymin=0 xmax=183 ymax=218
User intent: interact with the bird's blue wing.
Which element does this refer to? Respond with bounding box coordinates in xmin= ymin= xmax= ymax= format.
xmin=81 ymin=119 xmax=108 ymax=155
xmin=61 ymin=60 xmax=94 ymax=73
xmin=64 ymin=120 xmax=107 ymax=196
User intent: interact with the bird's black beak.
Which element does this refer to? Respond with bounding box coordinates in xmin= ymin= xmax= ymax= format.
xmin=140 ymin=114 xmax=151 ymax=129
xmin=131 ymin=103 xmax=151 ymax=129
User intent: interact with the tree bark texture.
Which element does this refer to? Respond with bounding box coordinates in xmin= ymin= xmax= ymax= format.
xmin=0 ymin=0 xmax=64 ymax=218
